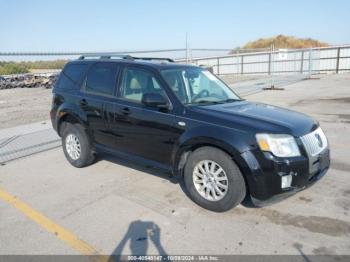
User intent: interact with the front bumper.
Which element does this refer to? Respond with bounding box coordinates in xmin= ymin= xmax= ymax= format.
xmin=240 ymin=147 xmax=330 ymax=206
xmin=251 ymin=166 xmax=329 ymax=206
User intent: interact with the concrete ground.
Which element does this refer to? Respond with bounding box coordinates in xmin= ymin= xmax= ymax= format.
xmin=0 ymin=74 xmax=349 ymax=256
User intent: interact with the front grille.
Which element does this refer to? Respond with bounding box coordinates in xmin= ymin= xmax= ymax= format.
xmin=300 ymin=127 xmax=328 ymax=157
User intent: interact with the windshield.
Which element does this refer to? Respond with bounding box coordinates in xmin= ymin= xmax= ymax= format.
xmin=161 ymin=68 xmax=241 ymax=105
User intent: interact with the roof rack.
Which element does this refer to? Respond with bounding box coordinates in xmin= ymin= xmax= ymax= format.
xmin=131 ymin=57 xmax=175 ymax=63
xmin=78 ymin=54 xmax=174 ymax=63
xmin=78 ymin=54 xmax=133 ymax=60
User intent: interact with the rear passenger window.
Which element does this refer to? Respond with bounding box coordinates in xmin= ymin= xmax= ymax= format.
xmin=86 ymin=63 xmax=118 ymax=95
xmin=57 ymin=63 xmax=88 ymax=89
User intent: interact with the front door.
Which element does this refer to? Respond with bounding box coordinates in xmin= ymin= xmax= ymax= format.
xmin=112 ymin=66 xmax=180 ymax=166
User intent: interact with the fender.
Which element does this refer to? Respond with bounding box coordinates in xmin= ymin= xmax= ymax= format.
xmin=172 ymin=124 xmax=255 ymax=176
xmin=55 ymin=102 xmax=88 ymax=136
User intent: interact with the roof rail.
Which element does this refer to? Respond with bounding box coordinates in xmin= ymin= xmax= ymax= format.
xmin=77 ymin=54 xmax=174 ymax=62
xmin=78 ymin=54 xmax=134 ymax=60
xmin=131 ymin=57 xmax=175 ymax=63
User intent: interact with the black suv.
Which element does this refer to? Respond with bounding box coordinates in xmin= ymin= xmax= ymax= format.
xmin=51 ymin=55 xmax=330 ymax=212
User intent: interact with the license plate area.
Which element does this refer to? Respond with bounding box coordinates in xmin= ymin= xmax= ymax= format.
xmin=308 ymin=149 xmax=330 ymax=179
xmin=318 ymin=150 xmax=330 ymax=170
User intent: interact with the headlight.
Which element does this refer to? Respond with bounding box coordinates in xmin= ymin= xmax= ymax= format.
xmin=256 ymin=133 xmax=300 ymax=157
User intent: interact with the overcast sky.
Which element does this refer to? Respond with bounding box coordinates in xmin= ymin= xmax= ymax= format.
xmin=0 ymin=0 xmax=349 ymax=52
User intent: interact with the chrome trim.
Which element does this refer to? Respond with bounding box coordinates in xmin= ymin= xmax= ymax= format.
xmin=301 ymin=127 xmax=328 ymax=174
xmin=301 ymin=127 xmax=328 ymax=157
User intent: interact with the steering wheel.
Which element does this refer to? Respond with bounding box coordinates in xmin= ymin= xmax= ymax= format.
xmin=192 ymin=89 xmax=210 ymax=102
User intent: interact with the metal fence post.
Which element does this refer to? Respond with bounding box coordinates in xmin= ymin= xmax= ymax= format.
xmin=336 ymin=47 xmax=341 ymax=74
xmin=300 ymin=51 xmax=304 ymax=74
xmin=241 ymin=56 xmax=244 ymax=75
xmin=308 ymin=48 xmax=312 ymax=77
xmin=217 ymin=58 xmax=220 ymax=75
xmin=270 ymin=44 xmax=275 ymax=88
xmin=268 ymin=52 xmax=271 ymax=75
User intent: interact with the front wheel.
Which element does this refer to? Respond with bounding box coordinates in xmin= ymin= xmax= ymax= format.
xmin=183 ymin=147 xmax=246 ymax=212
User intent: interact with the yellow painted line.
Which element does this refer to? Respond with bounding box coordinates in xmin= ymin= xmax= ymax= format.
xmin=0 ymin=187 xmax=107 ymax=260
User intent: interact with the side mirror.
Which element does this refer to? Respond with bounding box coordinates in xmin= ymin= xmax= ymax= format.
xmin=141 ymin=93 xmax=169 ymax=109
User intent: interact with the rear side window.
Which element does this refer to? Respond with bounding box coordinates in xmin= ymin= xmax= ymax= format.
xmin=57 ymin=63 xmax=88 ymax=89
xmin=85 ymin=63 xmax=118 ymax=96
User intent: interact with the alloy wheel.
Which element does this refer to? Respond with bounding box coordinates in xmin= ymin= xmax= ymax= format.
xmin=192 ymin=160 xmax=229 ymax=201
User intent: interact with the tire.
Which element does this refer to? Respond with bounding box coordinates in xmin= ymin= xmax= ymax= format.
xmin=183 ymin=147 xmax=246 ymax=212
xmin=61 ymin=123 xmax=95 ymax=168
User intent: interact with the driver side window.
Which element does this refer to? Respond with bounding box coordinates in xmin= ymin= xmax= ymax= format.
xmin=120 ymin=68 xmax=166 ymax=102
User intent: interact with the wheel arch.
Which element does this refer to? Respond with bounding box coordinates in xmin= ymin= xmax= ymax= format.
xmin=56 ymin=109 xmax=88 ymax=137
xmin=173 ymin=137 xmax=252 ymax=196
xmin=174 ymin=136 xmax=246 ymax=176
xmin=172 ymin=123 xmax=252 ymax=174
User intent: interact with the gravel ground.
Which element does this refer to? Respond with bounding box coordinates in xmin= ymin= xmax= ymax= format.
xmin=0 ymin=74 xmax=305 ymax=129
xmin=0 ymin=88 xmax=52 ymax=128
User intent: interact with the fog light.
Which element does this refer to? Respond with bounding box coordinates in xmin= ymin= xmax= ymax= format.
xmin=281 ymin=174 xmax=293 ymax=189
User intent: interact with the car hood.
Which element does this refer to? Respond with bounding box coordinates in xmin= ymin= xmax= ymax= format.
xmin=189 ymin=100 xmax=317 ymax=137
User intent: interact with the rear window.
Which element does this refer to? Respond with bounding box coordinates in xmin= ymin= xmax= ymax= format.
xmin=85 ymin=62 xmax=118 ymax=96
xmin=57 ymin=63 xmax=88 ymax=90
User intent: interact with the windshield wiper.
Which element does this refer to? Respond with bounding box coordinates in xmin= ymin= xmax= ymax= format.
xmin=185 ymin=100 xmax=219 ymax=106
xmin=186 ymin=98 xmax=243 ymax=106
xmin=198 ymin=100 xmax=219 ymax=104
xmin=219 ymin=98 xmax=243 ymax=103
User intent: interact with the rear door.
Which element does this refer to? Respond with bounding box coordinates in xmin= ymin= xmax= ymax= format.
xmin=51 ymin=62 xmax=89 ymax=130
xmin=80 ymin=62 xmax=119 ymax=146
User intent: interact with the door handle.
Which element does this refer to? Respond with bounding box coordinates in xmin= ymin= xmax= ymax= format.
xmin=80 ymin=99 xmax=88 ymax=107
xmin=120 ymin=107 xmax=130 ymax=115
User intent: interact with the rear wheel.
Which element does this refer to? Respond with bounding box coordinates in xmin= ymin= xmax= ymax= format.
xmin=61 ymin=123 xmax=95 ymax=168
xmin=183 ymin=147 xmax=246 ymax=212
